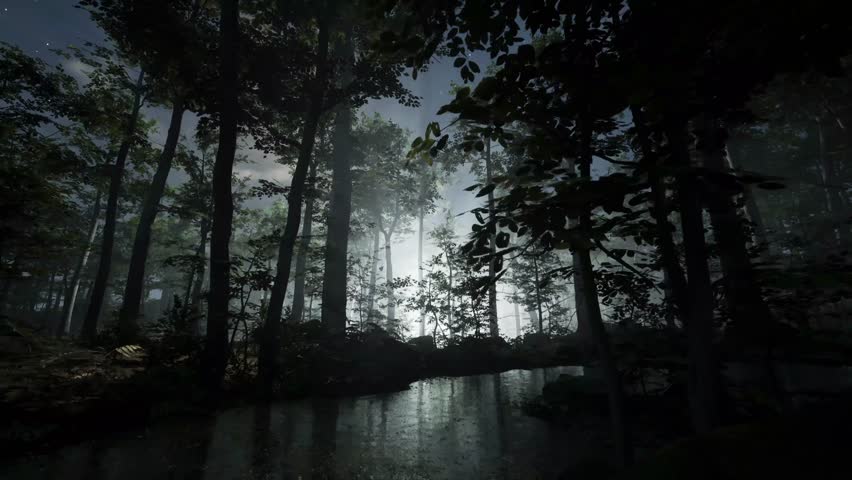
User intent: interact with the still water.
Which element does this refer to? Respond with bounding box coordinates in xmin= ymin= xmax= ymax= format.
xmin=3 ymin=367 xmax=595 ymax=480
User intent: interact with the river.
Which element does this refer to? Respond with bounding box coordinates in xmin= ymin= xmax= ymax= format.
xmin=2 ymin=366 xmax=598 ymax=480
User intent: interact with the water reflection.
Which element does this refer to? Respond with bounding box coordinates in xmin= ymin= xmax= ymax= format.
xmin=2 ymin=367 xmax=586 ymax=480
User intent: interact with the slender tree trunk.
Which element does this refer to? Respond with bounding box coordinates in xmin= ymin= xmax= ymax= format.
xmin=532 ymin=254 xmax=543 ymax=333
xmin=513 ymin=292 xmax=522 ymax=337
xmin=81 ymin=70 xmax=145 ymax=340
xmin=204 ymin=0 xmax=240 ymax=390
xmin=118 ymin=96 xmax=185 ymax=342
xmin=366 ymin=226 xmax=380 ymax=324
xmin=260 ymin=12 xmax=330 ymax=390
xmin=384 ymin=232 xmax=395 ymax=325
xmin=447 ymin=251 xmax=453 ymax=339
xmin=190 ymin=218 xmax=210 ymax=308
xmin=632 ymin=108 xmax=688 ymax=330
xmin=27 ymin=276 xmax=46 ymax=315
xmin=815 ymin=118 xmax=846 ymax=244
xmin=528 ymin=307 xmax=539 ymax=331
xmin=58 ymin=191 xmax=102 ymax=337
xmin=566 ymin=158 xmax=590 ymax=339
xmin=727 ymin=145 xmax=769 ymax=254
xmin=320 ymin=26 xmax=355 ymax=334
xmin=577 ymin=113 xmax=633 ymax=466
xmin=160 ymin=285 xmax=173 ymax=313
xmin=668 ymin=119 xmax=719 ymax=433
xmin=292 ymin=158 xmax=318 ymax=323
xmin=418 ymin=206 xmax=426 ymax=336
xmin=700 ymin=115 xmax=778 ymax=402
xmin=42 ymin=272 xmax=56 ymax=315
xmin=700 ymin=116 xmax=771 ymax=325
xmin=185 ymin=218 xmax=210 ymax=335
xmin=484 ymin=139 xmax=500 ymax=337
xmin=184 ymin=218 xmax=209 ymax=307
xmin=53 ymin=273 xmax=68 ymax=320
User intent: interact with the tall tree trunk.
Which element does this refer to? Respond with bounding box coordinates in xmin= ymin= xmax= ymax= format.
xmin=260 ymin=12 xmax=330 ymax=390
xmin=484 ymin=138 xmax=500 ymax=337
xmin=700 ymin=116 xmax=771 ymax=325
xmin=699 ymin=115 xmax=777 ymax=402
xmin=204 ymin=0 xmax=240 ymax=390
xmin=384 ymin=232 xmax=395 ymax=325
xmin=528 ymin=306 xmax=539 ymax=331
xmin=513 ymin=291 xmax=522 ymax=337
xmin=727 ymin=144 xmax=769 ymax=254
xmin=58 ymin=190 xmax=102 ymax=337
xmin=632 ymin=108 xmax=689 ymax=330
xmin=320 ymin=26 xmax=355 ymax=335
xmin=185 ymin=217 xmax=210 ymax=335
xmin=815 ymin=118 xmax=846 ymax=245
xmin=27 ymin=276 xmax=46 ymax=315
xmin=577 ymin=113 xmax=633 ymax=466
xmin=118 ymin=96 xmax=185 ymax=342
xmin=292 ymin=157 xmax=318 ymax=323
xmin=53 ymin=273 xmax=68 ymax=320
xmin=81 ymin=70 xmax=145 ymax=340
xmin=42 ymin=272 xmax=56 ymax=315
xmin=160 ymin=285 xmax=173 ymax=313
xmin=417 ymin=206 xmax=426 ymax=336
xmin=532 ymin=254 xmax=544 ymax=333
xmin=184 ymin=218 xmax=209 ymax=306
xmin=668 ymin=119 xmax=719 ymax=433
xmin=190 ymin=218 xmax=210 ymax=308
xmin=571 ymin=251 xmax=589 ymax=336
xmin=565 ymin=158 xmax=590 ymax=339
xmin=447 ymin=251 xmax=453 ymax=338
xmin=366 ymin=226 xmax=380 ymax=324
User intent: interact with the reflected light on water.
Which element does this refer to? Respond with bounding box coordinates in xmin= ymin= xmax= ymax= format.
xmin=3 ymin=367 xmax=591 ymax=480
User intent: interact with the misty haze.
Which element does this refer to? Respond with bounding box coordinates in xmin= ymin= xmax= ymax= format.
xmin=2 ymin=0 xmax=852 ymax=479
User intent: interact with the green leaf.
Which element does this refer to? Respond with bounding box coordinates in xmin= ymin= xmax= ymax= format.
xmin=517 ymin=44 xmax=535 ymax=62
xmin=437 ymin=134 xmax=449 ymax=150
xmin=496 ymin=232 xmax=510 ymax=248
xmin=469 ymin=61 xmax=480 ymax=73
xmin=476 ymin=183 xmax=496 ymax=197
xmin=473 ymin=77 xmax=498 ymax=100
xmin=454 ymin=57 xmax=466 ymax=68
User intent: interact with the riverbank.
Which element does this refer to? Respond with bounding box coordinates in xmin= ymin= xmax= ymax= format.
xmin=0 ymin=327 xmax=583 ymax=459
xmin=5 ymin=322 xmax=852 ymax=467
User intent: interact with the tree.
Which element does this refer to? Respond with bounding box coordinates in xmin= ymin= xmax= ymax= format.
xmin=204 ymin=0 xmax=240 ymax=390
xmin=81 ymin=67 xmax=147 ymax=340
xmin=354 ymin=115 xmax=419 ymax=326
xmin=259 ymin=3 xmax=332 ymax=391
xmin=291 ymin=138 xmax=327 ymax=323
xmin=0 ymin=43 xmax=90 ymax=320
xmin=58 ymin=190 xmax=103 ymax=336
xmin=320 ymin=25 xmax=356 ymax=335
xmin=81 ymin=0 xmax=216 ymax=344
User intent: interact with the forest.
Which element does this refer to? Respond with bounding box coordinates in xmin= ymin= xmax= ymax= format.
xmin=2 ymin=0 xmax=852 ymax=478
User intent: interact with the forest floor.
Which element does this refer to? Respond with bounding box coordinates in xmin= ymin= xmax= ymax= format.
xmin=0 ymin=335 xmax=202 ymax=459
